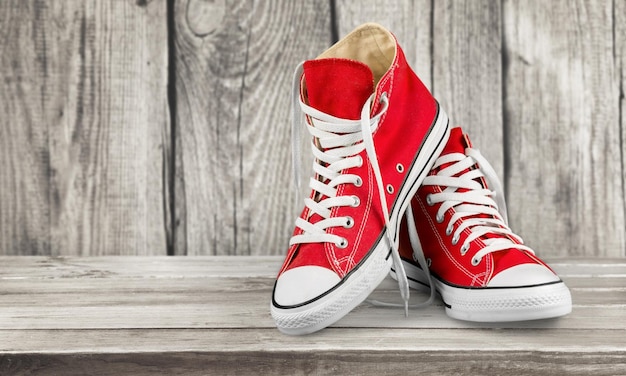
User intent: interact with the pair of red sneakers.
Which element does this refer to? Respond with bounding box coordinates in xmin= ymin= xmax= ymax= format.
xmin=271 ymin=23 xmax=571 ymax=335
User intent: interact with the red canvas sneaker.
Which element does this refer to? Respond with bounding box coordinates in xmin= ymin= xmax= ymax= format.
xmin=271 ymin=23 xmax=450 ymax=335
xmin=392 ymin=128 xmax=572 ymax=322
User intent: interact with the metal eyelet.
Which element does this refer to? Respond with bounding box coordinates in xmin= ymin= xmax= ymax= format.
xmin=451 ymin=235 xmax=459 ymax=245
xmin=344 ymin=216 xmax=355 ymax=229
xmin=396 ymin=163 xmax=404 ymax=173
xmin=471 ymin=257 xmax=480 ymax=266
xmin=445 ymin=227 xmax=453 ymax=236
xmin=356 ymin=156 xmax=363 ymax=167
xmin=386 ymin=184 xmax=394 ymax=194
xmin=426 ymin=258 xmax=432 ymax=267
xmin=336 ymin=238 xmax=348 ymax=249
xmin=436 ymin=214 xmax=444 ymax=224
xmin=460 ymin=244 xmax=469 ymax=255
xmin=354 ymin=177 xmax=363 ymax=187
xmin=426 ymin=195 xmax=434 ymax=206
xmin=351 ymin=196 xmax=360 ymax=207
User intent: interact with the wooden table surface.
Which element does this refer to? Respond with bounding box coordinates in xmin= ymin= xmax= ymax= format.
xmin=1 ymin=256 xmax=625 ymax=375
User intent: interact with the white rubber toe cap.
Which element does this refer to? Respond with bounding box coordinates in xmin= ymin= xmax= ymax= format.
xmin=273 ymin=266 xmax=341 ymax=307
xmin=488 ymin=263 xmax=560 ymax=287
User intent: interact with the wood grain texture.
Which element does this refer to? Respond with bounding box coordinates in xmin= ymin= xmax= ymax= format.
xmin=2 ymin=344 xmax=625 ymax=376
xmin=0 ymin=1 xmax=625 ymax=257
xmin=502 ymin=0 xmax=625 ymax=256
xmin=433 ymin=0 xmax=505 ymax=179
xmin=334 ymin=0 xmax=433 ymax=88
xmin=0 ymin=256 xmax=625 ymax=375
xmin=0 ymin=1 xmax=50 ymax=255
xmin=0 ymin=277 xmax=623 ymax=330
xmin=618 ymin=0 xmax=626 ymax=238
xmin=0 ymin=256 xmax=623 ymax=332
xmin=0 ymin=0 xmax=169 ymax=255
xmin=173 ymin=0 xmax=332 ymax=255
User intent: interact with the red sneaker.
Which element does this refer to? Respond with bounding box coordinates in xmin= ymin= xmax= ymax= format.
xmin=271 ymin=23 xmax=450 ymax=335
xmin=393 ymin=128 xmax=572 ymax=322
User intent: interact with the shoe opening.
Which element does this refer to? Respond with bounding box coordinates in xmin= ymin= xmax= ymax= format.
xmin=317 ymin=23 xmax=395 ymax=87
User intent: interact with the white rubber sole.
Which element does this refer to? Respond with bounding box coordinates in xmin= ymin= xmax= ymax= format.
xmin=271 ymin=107 xmax=450 ymax=335
xmin=392 ymin=259 xmax=573 ymax=322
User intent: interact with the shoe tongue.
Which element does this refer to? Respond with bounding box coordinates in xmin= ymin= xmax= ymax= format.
xmin=441 ymin=128 xmax=507 ymax=245
xmin=303 ymin=58 xmax=375 ymax=120
xmin=433 ymin=128 xmax=477 ymax=179
xmin=441 ymin=127 xmax=472 ymax=156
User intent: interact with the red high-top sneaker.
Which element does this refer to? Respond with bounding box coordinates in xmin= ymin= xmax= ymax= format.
xmin=393 ymin=128 xmax=572 ymax=322
xmin=271 ymin=23 xmax=450 ymax=335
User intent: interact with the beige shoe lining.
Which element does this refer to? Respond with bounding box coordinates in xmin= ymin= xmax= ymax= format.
xmin=317 ymin=23 xmax=396 ymax=87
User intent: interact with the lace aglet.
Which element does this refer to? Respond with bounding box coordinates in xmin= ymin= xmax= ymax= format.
xmin=404 ymin=301 xmax=409 ymax=317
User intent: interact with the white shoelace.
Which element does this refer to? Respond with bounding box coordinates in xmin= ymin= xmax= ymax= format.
xmin=377 ymin=145 xmax=535 ymax=311
xmin=290 ymin=63 xmax=412 ymax=314
xmin=369 ymin=207 xmax=436 ymax=310
xmin=416 ymin=148 xmax=534 ymax=268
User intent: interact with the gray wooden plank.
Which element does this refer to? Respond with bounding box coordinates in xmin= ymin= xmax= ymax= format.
xmin=0 ymin=256 xmax=283 ymax=279
xmin=173 ymin=0 xmax=332 ymax=255
xmin=0 ymin=278 xmax=622 ymax=330
xmin=1 ymin=278 xmax=621 ymax=305
xmin=2 ymin=328 xmax=625 ymax=353
xmin=502 ymin=0 xmax=625 ymax=257
xmin=0 ymin=256 xmax=624 ymax=279
xmin=334 ymin=0 xmax=432 ymax=88
xmin=0 ymin=1 xmax=50 ymax=255
xmin=433 ymin=0 xmax=505 ymax=179
xmin=0 ymin=273 xmax=623 ymax=299
xmin=0 ymin=0 xmax=169 ymax=256
xmin=618 ymin=0 xmax=626 ymax=254
xmin=1 ymin=329 xmax=625 ymax=376
xmin=1 ymin=349 xmax=624 ymax=376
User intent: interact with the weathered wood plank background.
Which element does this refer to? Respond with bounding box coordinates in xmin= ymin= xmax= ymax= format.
xmin=1 ymin=0 xmax=624 ymax=257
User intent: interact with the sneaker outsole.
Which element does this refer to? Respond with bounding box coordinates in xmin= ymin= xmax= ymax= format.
xmin=392 ymin=259 xmax=572 ymax=322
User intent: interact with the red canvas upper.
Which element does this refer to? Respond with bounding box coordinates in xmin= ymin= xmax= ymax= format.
xmin=303 ymin=58 xmax=374 ymax=120
xmin=278 ymin=30 xmax=438 ymax=280
xmin=400 ymin=128 xmax=554 ymax=287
